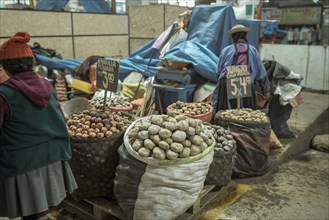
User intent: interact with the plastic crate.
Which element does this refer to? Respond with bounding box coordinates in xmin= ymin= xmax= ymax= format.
xmin=152 ymin=83 xmax=196 ymax=114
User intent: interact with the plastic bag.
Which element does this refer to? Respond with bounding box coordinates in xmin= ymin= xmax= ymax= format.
xmin=160 ymin=29 xmax=188 ymax=59
xmin=114 ymin=144 xmax=213 ymax=220
xmin=122 ymin=72 xmax=145 ymax=101
xmin=262 ymin=22 xmax=278 ymax=38
xmin=228 ymin=121 xmax=272 ymax=178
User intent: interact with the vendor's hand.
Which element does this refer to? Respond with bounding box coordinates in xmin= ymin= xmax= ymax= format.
xmin=0 ymin=66 xmax=9 ymax=82
xmin=264 ymin=92 xmax=271 ymax=100
xmin=91 ymin=81 xmax=98 ymax=93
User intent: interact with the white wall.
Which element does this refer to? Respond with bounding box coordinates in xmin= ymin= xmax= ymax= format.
xmin=260 ymin=44 xmax=329 ymax=91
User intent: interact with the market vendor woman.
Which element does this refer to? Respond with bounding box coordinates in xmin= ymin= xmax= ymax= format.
xmin=0 ymin=32 xmax=77 ymax=219
xmin=212 ymin=24 xmax=270 ymax=115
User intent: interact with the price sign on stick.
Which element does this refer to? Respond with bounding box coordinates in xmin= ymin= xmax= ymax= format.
xmin=96 ymin=58 xmax=119 ymax=92
xmin=96 ymin=58 xmax=120 ymax=110
xmin=226 ymin=65 xmax=252 ymax=106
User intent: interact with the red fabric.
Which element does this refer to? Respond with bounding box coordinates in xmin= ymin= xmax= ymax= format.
xmin=0 ymin=32 xmax=34 ymax=60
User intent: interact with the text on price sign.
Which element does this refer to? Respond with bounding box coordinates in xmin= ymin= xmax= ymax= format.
xmin=226 ymin=65 xmax=252 ymax=99
xmin=96 ymin=58 xmax=119 ymax=92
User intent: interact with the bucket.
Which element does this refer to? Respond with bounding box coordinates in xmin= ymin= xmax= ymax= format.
xmin=108 ymin=102 xmax=133 ymax=113
xmin=167 ymin=102 xmax=213 ymax=123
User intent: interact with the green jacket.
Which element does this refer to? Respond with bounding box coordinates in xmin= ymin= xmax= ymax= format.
xmin=0 ymin=85 xmax=71 ymax=177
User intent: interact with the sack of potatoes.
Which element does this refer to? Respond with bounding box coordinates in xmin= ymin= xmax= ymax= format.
xmin=214 ymin=108 xmax=269 ymax=127
xmin=126 ymin=110 xmax=215 ymax=161
xmin=66 ymin=109 xmax=135 ymax=199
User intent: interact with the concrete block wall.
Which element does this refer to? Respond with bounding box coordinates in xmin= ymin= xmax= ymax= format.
xmin=0 ymin=9 xmax=129 ymax=60
xmin=260 ymin=44 xmax=329 ymax=91
xmin=0 ymin=5 xmax=187 ymax=59
xmin=128 ymin=5 xmax=188 ymax=54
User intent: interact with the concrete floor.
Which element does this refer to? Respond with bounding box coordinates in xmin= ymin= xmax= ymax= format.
xmin=196 ymin=91 xmax=329 ymax=220
xmin=197 ymin=149 xmax=329 ymax=220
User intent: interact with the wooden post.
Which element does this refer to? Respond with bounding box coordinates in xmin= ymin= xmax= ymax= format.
xmin=255 ymin=0 xmax=262 ymax=19
xmin=103 ymin=90 xmax=108 ymax=111
xmin=111 ymin=0 xmax=116 ymax=14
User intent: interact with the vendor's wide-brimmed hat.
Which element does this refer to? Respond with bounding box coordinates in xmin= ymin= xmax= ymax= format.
xmin=227 ymin=24 xmax=251 ymax=36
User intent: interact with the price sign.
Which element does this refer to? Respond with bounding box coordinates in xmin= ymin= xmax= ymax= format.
xmin=226 ymin=65 xmax=252 ymax=100
xmin=96 ymin=58 xmax=119 ymax=92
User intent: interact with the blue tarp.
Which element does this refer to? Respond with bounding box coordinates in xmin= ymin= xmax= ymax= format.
xmin=35 ymin=0 xmax=111 ymax=13
xmin=34 ymin=54 xmax=83 ymax=71
xmin=119 ymin=5 xmax=237 ymax=83
xmin=118 ymin=39 xmax=162 ymax=81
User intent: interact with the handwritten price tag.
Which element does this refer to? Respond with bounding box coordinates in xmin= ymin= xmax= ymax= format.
xmin=226 ymin=65 xmax=252 ymax=99
xmin=96 ymin=58 xmax=119 ymax=92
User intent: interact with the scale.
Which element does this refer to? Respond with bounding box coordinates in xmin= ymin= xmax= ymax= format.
xmin=154 ymin=67 xmax=198 ymax=85
xmin=153 ymin=67 xmax=199 ymax=113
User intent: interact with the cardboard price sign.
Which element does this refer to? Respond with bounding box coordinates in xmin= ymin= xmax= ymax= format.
xmin=96 ymin=58 xmax=119 ymax=92
xmin=226 ymin=65 xmax=252 ymax=99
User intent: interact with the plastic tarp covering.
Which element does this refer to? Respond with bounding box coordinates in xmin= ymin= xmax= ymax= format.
xmin=34 ymin=54 xmax=83 ymax=71
xmin=186 ymin=5 xmax=236 ymax=56
xmin=119 ymin=39 xmax=162 ymax=81
xmin=119 ymin=5 xmax=237 ymax=83
xmin=35 ymin=0 xmax=111 ymax=13
xmin=35 ymin=0 xmax=68 ymax=11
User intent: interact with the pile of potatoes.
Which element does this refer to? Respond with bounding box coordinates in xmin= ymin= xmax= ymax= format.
xmin=128 ymin=111 xmax=214 ymax=160
xmin=205 ymin=124 xmax=236 ymax=154
xmin=89 ymin=97 xmax=131 ymax=109
xmin=218 ymin=108 xmax=268 ymax=123
xmin=169 ymin=101 xmax=211 ymax=115
xmin=66 ymin=109 xmax=133 ymax=139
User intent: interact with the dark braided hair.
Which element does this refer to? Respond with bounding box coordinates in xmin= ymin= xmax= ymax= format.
xmin=232 ymin=32 xmax=248 ymax=43
xmin=0 ymin=58 xmax=34 ymax=75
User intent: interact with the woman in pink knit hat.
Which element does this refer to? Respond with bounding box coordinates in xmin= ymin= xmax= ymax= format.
xmin=0 ymin=32 xmax=77 ymax=220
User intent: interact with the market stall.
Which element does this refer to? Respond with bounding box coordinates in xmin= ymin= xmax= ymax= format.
xmin=18 ymin=4 xmax=305 ymax=220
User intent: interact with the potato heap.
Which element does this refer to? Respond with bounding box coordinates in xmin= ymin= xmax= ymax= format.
xmin=170 ymin=101 xmax=211 ymax=115
xmin=128 ymin=111 xmax=214 ymax=160
xmin=67 ymin=109 xmax=133 ymax=139
xmin=219 ymin=108 xmax=268 ymax=122
xmin=205 ymin=124 xmax=236 ymax=154
xmin=89 ymin=97 xmax=131 ymax=109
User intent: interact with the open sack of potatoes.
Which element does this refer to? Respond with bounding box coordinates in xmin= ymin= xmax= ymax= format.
xmin=204 ymin=123 xmax=237 ymax=187
xmin=66 ymin=109 xmax=134 ymax=199
xmin=214 ymin=108 xmax=273 ymax=178
xmin=113 ymin=112 xmax=215 ymax=220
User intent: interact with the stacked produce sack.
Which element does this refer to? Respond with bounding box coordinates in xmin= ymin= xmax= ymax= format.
xmin=214 ymin=108 xmax=273 ymax=178
xmin=55 ymin=74 xmax=68 ymax=101
xmin=114 ymin=111 xmax=215 ymax=220
xmin=66 ymin=109 xmax=134 ymax=199
xmin=204 ymin=124 xmax=237 ymax=187
xmin=167 ymin=101 xmax=212 ymax=122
